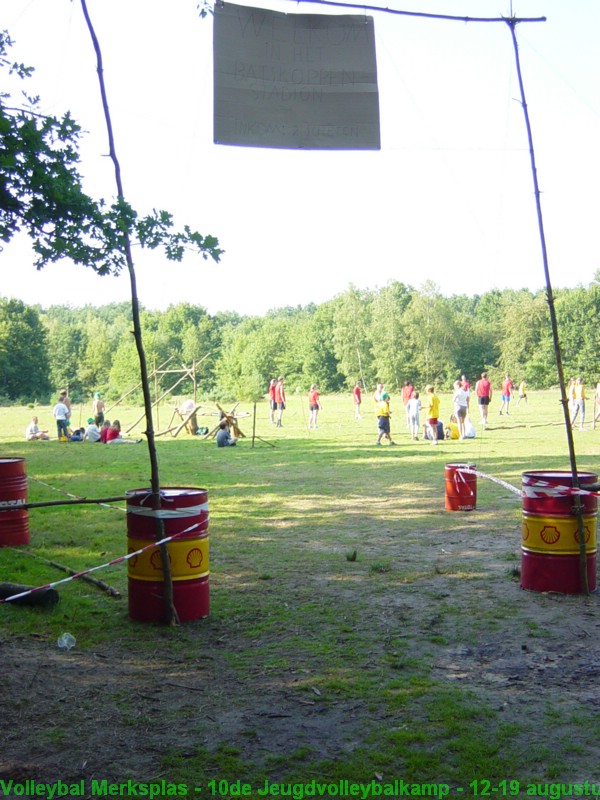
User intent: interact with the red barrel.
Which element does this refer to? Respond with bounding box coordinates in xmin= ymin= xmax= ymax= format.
xmin=0 ymin=457 xmax=29 ymax=546
xmin=521 ymin=470 xmax=597 ymax=593
xmin=445 ymin=463 xmax=477 ymax=511
xmin=127 ymin=487 xmax=209 ymax=622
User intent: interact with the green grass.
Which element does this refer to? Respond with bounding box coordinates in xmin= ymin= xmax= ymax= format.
xmin=1 ymin=390 xmax=599 ymax=792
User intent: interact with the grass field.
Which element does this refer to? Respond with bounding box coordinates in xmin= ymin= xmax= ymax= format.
xmin=1 ymin=391 xmax=600 ymax=797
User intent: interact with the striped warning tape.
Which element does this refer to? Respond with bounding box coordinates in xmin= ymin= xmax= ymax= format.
xmin=458 ymin=467 xmax=600 ymax=500
xmin=0 ymin=515 xmax=204 ymax=605
xmin=128 ymin=502 xmax=209 ymax=518
xmin=28 ymin=477 xmax=126 ymax=513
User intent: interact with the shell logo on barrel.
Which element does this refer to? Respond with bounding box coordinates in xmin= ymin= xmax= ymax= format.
xmin=127 ymin=537 xmax=209 ymax=580
xmin=150 ymin=549 xmax=169 ymax=570
xmin=186 ymin=547 xmax=203 ymax=569
xmin=521 ymin=513 xmax=597 ymax=555
xmin=126 ymin=487 xmax=210 ymax=622
xmin=540 ymin=526 xmax=560 ymax=545
xmin=574 ymin=526 xmax=592 ymax=544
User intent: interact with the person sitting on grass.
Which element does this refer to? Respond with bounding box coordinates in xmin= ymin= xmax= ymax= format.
xmin=84 ymin=418 xmax=101 ymax=442
xmin=106 ymin=419 xmax=141 ymax=444
xmin=445 ymin=415 xmax=460 ymax=440
xmin=100 ymin=419 xmax=111 ymax=443
xmin=216 ymin=420 xmax=238 ymax=448
xmin=25 ymin=416 xmax=49 ymax=441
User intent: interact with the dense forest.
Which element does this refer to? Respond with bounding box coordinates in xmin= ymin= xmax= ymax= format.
xmin=2 ymin=279 xmax=600 ymax=405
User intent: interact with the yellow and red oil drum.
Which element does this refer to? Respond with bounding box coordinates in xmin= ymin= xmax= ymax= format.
xmin=126 ymin=487 xmax=209 ymax=622
xmin=521 ymin=470 xmax=597 ymax=593
xmin=445 ymin=463 xmax=477 ymax=512
xmin=0 ymin=457 xmax=29 ymax=546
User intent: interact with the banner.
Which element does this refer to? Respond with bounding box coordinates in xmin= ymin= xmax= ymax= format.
xmin=213 ymin=2 xmax=380 ymax=150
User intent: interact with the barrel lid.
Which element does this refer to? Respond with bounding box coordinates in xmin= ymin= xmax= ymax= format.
xmin=522 ymin=470 xmax=597 ymax=483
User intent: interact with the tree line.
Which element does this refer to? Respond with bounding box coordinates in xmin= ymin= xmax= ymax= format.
xmin=2 ymin=278 xmax=600 ymax=405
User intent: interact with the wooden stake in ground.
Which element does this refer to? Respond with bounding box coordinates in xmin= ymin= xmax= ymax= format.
xmin=80 ymin=0 xmax=176 ymax=622
xmin=507 ymin=17 xmax=588 ymax=594
xmin=9 ymin=548 xmax=121 ymax=598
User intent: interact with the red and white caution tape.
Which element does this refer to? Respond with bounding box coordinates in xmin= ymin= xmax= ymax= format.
xmin=457 ymin=466 xmax=600 ymax=500
xmin=127 ymin=502 xmax=209 ymax=518
xmin=0 ymin=515 xmax=206 ymax=605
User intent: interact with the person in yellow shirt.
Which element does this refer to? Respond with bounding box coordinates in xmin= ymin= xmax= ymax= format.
xmin=375 ymin=390 xmax=397 ymax=446
xmin=425 ymin=385 xmax=440 ymax=445
xmin=445 ymin=415 xmax=460 ymax=440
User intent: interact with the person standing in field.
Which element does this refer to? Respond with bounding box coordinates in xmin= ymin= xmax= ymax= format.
xmin=92 ymin=392 xmax=105 ymax=426
xmin=59 ymin=389 xmax=71 ymax=428
xmin=453 ymin=379 xmax=470 ymax=439
xmin=516 ymin=380 xmax=528 ymax=406
xmin=567 ymin=377 xmax=576 ymax=416
xmin=407 ymin=390 xmax=421 ymax=440
xmin=461 ymin=374 xmax=471 ymax=391
xmin=424 ymin=385 xmax=441 ymax=445
xmin=52 ymin=396 xmax=70 ymax=441
xmin=401 ymin=380 xmax=414 ymax=430
xmin=375 ymin=390 xmax=396 ymax=446
xmin=594 ymin=381 xmax=600 ymax=428
xmin=353 ymin=382 xmax=362 ymax=420
xmin=307 ymin=384 xmax=322 ymax=430
xmin=498 ymin=373 xmax=514 ymax=415
xmin=274 ymin=376 xmax=286 ymax=428
xmin=571 ymin=377 xmax=586 ymax=430
xmin=268 ymin=379 xmax=277 ymax=424
xmin=475 ymin=371 xmax=492 ymax=427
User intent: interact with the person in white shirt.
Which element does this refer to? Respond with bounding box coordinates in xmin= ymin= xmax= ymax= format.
xmin=52 ymin=399 xmax=70 ymax=440
xmin=453 ymin=379 xmax=471 ymax=439
xmin=84 ymin=418 xmax=101 ymax=442
xmin=25 ymin=416 xmax=49 ymax=440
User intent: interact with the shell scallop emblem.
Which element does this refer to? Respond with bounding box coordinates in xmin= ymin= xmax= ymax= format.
xmin=186 ymin=548 xmax=203 ymax=569
xmin=539 ymin=526 xmax=560 ymax=545
xmin=150 ymin=549 xmax=171 ymax=571
xmin=574 ymin=525 xmax=592 ymax=545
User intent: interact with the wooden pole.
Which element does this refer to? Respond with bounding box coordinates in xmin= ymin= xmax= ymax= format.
xmin=154 ymin=356 xmax=159 ymax=433
xmin=105 ymin=355 xmax=174 ymax=414
xmin=9 ymin=549 xmax=121 ymax=598
xmin=507 ymin=18 xmax=588 ymax=594
xmin=81 ymin=0 xmax=176 ymax=622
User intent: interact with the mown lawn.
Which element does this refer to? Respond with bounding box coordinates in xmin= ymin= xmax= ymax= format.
xmin=1 ymin=390 xmax=600 ymax=795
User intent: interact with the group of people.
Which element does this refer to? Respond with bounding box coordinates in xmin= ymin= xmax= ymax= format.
xmin=373 ymin=377 xmax=481 ymax=446
xmin=267 ymin=377 xmax=323 ymax=431
xmin=473 ymin=372 xmax=529 ymax=426
xmin=374 ymin=381 xmax=447 ymax=446
xmin=25 ymin=390 xmax=140 ymax=444
xmin=566 ymin=376 xmax=600 ymax=431
xmin=268 ymin=377 xmax=287 ymax=428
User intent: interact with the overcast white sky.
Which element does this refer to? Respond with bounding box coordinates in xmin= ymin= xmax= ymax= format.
xmin=3 ymin=0 xmax=600 ymax=316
